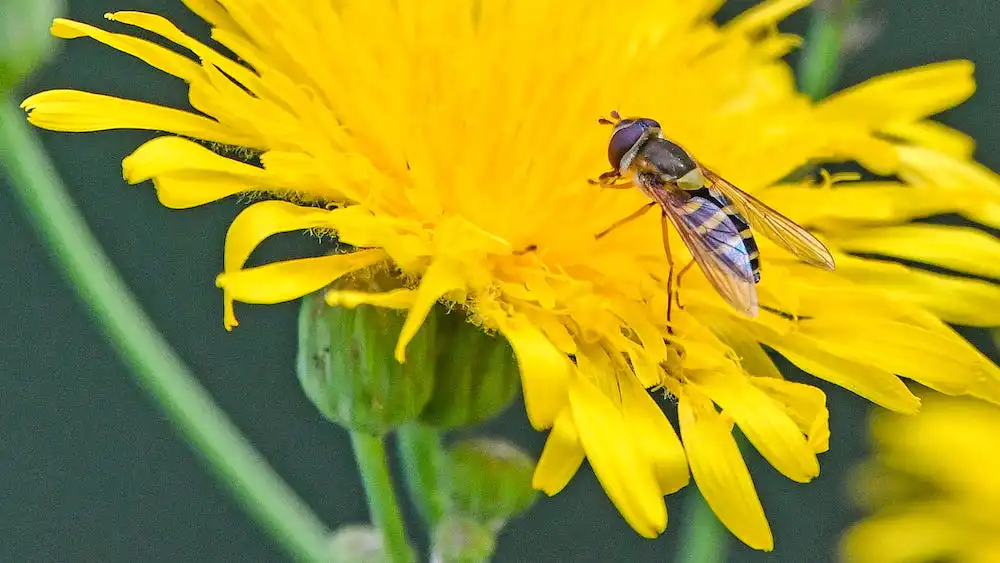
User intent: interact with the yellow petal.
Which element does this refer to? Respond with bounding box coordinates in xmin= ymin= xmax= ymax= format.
xmin=619 ymin=371 xmax=689 ymax=495
xmin=216 ymin=250 xmax=387 ymax=330
xmin=706 ymin=315 xmax=784 ymax=379
xmin=818 ymin=60 xmax=975 ymax=125
xmin=606 ymin=299 xmax=668 ymax=364
xmin=764 ymin=332 xmax=920 ymax=414
xmin=896 ymin=145 xmax=1000 ymax=229
xmin=223 ymin=201 xmax=333 ymax=273
xmin=796 ymin=318 xmax=989 ymax=396
xmin=51 ymin=18 xmax=203 ymax=82
xmin=107 ymin=11 xmax=262 ymax=94
xmin=881 ymin=120 xmax=975 ymax=158
xmin=837 ymin=257 xmax=1000 ymax=326
xmin=751 ymin=378 xmax=829 ymax=454
xmin=679 ymin=393 xmax=773 ymax=551
xmin=394 ymin=260 xmax=466 ymax=362
xmin=833 ymin=224 xmax=1000 ymax=280
xmin=490 ymin=311 xmax=572 ymax=429
xmin=325 ymin=288 xmax=416 ymax=309
xmin=840 ymin=511 xmax=960 ymax=563
xmin=181 ymin=0 xmax=240 ymax=31
xmin=21 ymin=90 xmax=256 ymax=147
xmin=725 ymin=0 xmax=810 ymax=34
xmin=692 ymin=370 xmax=819 ymax=483
xmin=123 ymin=137 xmax=273 ymax=208
xmin=761 ymin=183 xmax=964 ymax=227
xmin=570 ymin=375 xmax=667 ymax=538
xmin=220 ymin=200 xmax=338 ymax=328
xmin=532 ymin=408 xmax=584 ymax=496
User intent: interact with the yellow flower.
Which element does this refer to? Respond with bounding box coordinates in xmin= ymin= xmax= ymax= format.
xmin=22 ymin=0 xmax=1000 ymax=550
xmin=840 ymin=394 xmax=1000 ymax=563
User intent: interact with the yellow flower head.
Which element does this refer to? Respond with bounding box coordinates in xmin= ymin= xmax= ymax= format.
xmin=841 ymin=394 xmax=1000 ymax=563
xmin=23 ymin=0 xmax=1000 ymax=550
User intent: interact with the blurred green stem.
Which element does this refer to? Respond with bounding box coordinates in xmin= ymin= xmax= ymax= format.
xmin=0 ymin=97 xmax=331 ymax=562
xmin=350 ymin=431 xmax=415 ymax=563
xmin=397 ymin=423 xmax=449 ymax=531
xmin=798 ymin=0 xmax=862 ymax=100
xmin=677 ymin=487 xmax=727 ymax=563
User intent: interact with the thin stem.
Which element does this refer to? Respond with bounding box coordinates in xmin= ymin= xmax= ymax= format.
xmin=676 ymin=487 xmax=727 ymax=563
xmin=0 ymin=98 xmax=331 ymax=562
xmin=397 ymin=423 xmax=449 ymax=530
xmin=798 ymin=0 xmax=862 ymax=100
xmin=349 ymin=431 xmax=415 ymax=563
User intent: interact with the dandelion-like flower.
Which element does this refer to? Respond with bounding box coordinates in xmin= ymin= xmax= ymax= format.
xmin=840 ymin=394 xmax=1000 ymax=563
xmin=23 ymin=0 xmax=1000 ymax=550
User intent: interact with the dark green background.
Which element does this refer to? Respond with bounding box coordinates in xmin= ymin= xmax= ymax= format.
xmin=3 ymin=1 xmax=998 ymax=561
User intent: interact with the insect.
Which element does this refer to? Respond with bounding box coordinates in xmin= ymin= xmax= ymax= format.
xmin=591 ymin=111 xmax=835 ymax=322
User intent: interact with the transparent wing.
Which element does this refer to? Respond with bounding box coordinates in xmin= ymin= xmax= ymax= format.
xmin=659 ymin=193 xmax=758 ymax=317
xmin=701 ymin=167 xmax=836 ymax=271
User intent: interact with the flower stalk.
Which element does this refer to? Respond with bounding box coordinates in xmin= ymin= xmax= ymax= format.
xmin=677 ymin=488 xmax=728 ymax=563
xmin=798 ymin=0 xmax=863 ymax=99
xmin=397 ymin=423 xmax=449 ymax=531
xmin=0 ymin=97 xmax=331 ymax=562
xmin=350 ymin=431 xmax=416 ymax=563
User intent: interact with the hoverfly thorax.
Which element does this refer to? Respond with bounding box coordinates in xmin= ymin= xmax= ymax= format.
xmin=607 ymin=118 xmax=704 ymax=191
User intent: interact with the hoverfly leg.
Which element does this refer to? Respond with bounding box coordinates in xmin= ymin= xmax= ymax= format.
xmin=595 ymin=201 xmax=658 ymax=240
xmin=673 ymin=260 xmax=695 ymax=310
xmin=589 ymin=170 xmax=630 ymax=187
xmin=661 ymin=211 xmax=676 ymax=335
xmin=512 ymin=244 xmax=538 ymax=256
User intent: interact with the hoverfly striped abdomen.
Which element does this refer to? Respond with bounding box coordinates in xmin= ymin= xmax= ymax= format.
xmin=686 ymin=186 xmax=761 ymax=283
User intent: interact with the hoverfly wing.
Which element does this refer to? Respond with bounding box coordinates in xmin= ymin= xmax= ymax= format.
xmin=659 ymin=191 xmax=759 ymax=317
xmin=701 ymin=167 xmax=836 ymax=271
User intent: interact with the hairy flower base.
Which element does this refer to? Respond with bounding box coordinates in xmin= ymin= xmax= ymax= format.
xmin=23 ymin=0 xmax=1000 ymax=550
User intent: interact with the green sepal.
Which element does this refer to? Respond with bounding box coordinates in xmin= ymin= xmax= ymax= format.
xmin=445 ymin=437 xmax=538 ymax=526
xmin=297 ymin=290 xmax=436 ymax=435
xmin=418 ymin=310 xmax=519 ymax=428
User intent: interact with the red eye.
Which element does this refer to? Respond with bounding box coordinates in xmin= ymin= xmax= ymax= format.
xmin=608 ymin=121 xmax=645 ymax=169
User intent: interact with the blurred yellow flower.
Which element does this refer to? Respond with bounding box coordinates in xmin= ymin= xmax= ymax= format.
xmin=22 ymin=0 xmax=1000 ymax=551
xmin=841 ymin=394 xmax=1000 ymax=563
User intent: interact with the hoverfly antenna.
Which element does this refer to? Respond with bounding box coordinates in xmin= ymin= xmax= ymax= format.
xmin=597 ymin=110 xmax=622 ymax=126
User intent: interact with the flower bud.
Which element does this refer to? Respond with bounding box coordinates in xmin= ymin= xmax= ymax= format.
xmin=0 ymin=0 xmax=64 ymax=93
xmin=445 ymin=437 xmax=538 ymax=526
xmin=418 ymin=310 xmax=519 ymax=428
xmin=327 ymin=524 xmax=389 ymax=563
xmin=430 ymin=517 xmax=496 ymax=563
xmin=297 ymin=282 xmax=436 ymax=435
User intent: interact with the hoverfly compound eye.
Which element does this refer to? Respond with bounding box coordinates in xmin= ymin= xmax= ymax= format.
xmin=608 ymin=118 xmax=655 ymax=169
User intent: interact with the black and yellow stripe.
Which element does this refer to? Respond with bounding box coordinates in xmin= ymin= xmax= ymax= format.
xmin=690 ymin=188 xmax=761 ymax=282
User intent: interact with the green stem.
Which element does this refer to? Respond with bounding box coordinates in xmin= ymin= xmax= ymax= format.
xmin=0 ymin=98 xmax=331 ymax=562
xmin=798 ymin=0 xmax=861 ymax=101
xmin=397 ymin=423 xmax=449 ymax=531
xmin=676 ymin=487 xmax=727 ymax=563
xmin=350 ymin=431 xmax=415 ymax=563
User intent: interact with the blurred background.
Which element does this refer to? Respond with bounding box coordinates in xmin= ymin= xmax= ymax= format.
xmin=2 ymin=0 xmax=998 ymax=561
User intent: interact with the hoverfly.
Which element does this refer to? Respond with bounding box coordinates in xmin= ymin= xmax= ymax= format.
xmin=591 ymin=111 xmax=835 ymax=321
